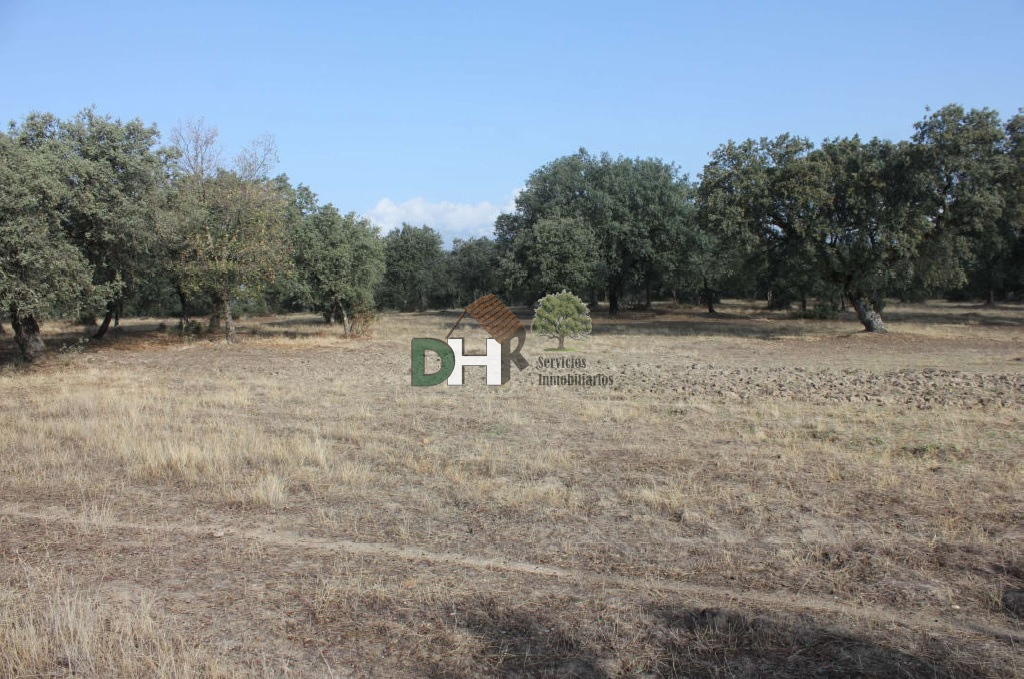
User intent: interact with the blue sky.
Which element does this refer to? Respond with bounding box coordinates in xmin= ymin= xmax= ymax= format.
xmin=2 ymin=1 xmax=1021 ymax=245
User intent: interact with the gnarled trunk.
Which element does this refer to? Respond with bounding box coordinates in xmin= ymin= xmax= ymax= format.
xmin=94 ymin=309 xmax=114 ymax=339
xmin=221 ymin=296 xmax=236 ymax=342
xmin=339 ymin=301 xmax=351 ymax=337
xmin=325 ymin=300 xmax=353 ymax=336
xmin=848 ymin=292 xmax=887 ymax=333
xmin=94 ymin=299 xmax=120 ymax=339
xmin=10 ymin=305 xmax=46 ymax=362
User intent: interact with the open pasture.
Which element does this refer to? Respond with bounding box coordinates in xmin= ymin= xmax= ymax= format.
xmin=1 ymin=301 xmax=1022 ymax=677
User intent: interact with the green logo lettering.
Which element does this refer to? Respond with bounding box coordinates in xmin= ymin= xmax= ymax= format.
xmin=411 ymin=338 xmax=455 ymax=386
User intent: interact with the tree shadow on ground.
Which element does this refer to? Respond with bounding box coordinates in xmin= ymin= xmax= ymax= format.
xmin=426 ymin=596 xmax=1002 ymax=678
xmin=434 ymin=601 xmax=608 ymax=678
xmin=879 ymin=303 xmax=1024 ymax=327
xmin=646 ymin=605 xmax=989 ymax=679
xmin=252 ymin=314 xmax=330 ymax=328
xmin=587 ymin=317 xmax=825 ymax=340
xmin=437 ymin=307 xmax=829 ymax=341
xmin=0 ymin=322 xmax=170 ymax=365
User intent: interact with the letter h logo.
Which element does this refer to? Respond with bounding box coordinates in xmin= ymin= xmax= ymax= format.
xmin=410 ymin=295 xmax=528 ymax=387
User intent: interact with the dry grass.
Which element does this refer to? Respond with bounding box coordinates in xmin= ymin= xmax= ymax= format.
xmin=0 ymin=566 xmax=234 ymax=677
xmin=0 ymin=301 xmax=1021 ymax=677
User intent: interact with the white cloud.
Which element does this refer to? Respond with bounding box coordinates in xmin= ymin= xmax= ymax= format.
xmin=367 ymin=191 xmax=519 ymax=247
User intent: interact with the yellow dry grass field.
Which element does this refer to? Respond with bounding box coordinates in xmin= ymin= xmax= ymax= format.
xmin=1 ymin=301 xmax=1022 ymax=677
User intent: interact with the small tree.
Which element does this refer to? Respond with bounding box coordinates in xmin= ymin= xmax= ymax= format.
xmin=0 ymin=119 xmax=95 ymax=361
xmin=168 ymin=121 xmax=291 ymax=341
xmin=532 ymin=290 xmax=592 ymax=350
xmin=291 ymin=203 xmax=384 ymax=334
xmin=378 ymin=224 xmax=444 ymax=311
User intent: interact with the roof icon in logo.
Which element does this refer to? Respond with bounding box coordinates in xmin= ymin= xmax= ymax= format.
xmin=446 ymin=294 xmax=528 ymax=370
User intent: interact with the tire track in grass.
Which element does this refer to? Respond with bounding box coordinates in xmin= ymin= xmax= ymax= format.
xmin=2 ymin=503 xmax=1020 ymax=646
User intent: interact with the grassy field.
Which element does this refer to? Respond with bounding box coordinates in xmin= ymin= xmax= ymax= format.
xmin=1 ymin=301 xmax=1022 ymax=677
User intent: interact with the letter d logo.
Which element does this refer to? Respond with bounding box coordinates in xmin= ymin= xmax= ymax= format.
xmin=411 ymin=338 xmax=455 ymax=386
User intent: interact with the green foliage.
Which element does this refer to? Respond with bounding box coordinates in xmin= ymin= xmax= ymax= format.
xmin=443 ymin=237 xmax=502 ymax=307
xmin=695 ymin=121 xmax=1009 ymax=330
xmin=3 ymin=100 xmax=1021 ymax=359
xmin=291 ymin=200 xmax=385 ymax=325
xmin=0 ymin=127 xmax=94 ymax=321
xmin=1000 ymin=112 xmax=1024 ymax=297
xmin=531 ymin=290 xmax=592 ymax=350
xmin=173 ymin=169 xmax=291 ymax=300
xmin=697 ymin=134 xmax=824 ymax=310
xmin=498 ymin=149 xmax=691 ymax=313
xmin=166 ymin=121 xmax=292 ymax=339
xmin=54 ymin=108 xmax=170 ymax=328
xmin=809 ymin=137 xmax=927 ymax=311
xmin=911 ymin=105 xmax=1008 ymax=296
xmin=919 ymin=106 xmax=1023 ymax=302
xmin=1 ymin=108 xmax=170 ymax=342
xmin=378 ymin=224 xmax=445 ymax=311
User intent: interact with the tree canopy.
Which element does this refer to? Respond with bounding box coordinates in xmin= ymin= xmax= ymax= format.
xmin=290 ymin=200 xmax=385 ymax=334
xmin=2 ymin=102 xmax=1021 ymax=360
xmin=497 ymin=149 xmax=694 ymax=314
xmin=378 ymin=224 xmax=445 ymax=312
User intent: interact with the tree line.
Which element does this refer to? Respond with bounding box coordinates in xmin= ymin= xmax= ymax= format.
xmin=498 ymin=104 xmax=1022 ymax=332
xmin=2 ymin=103 xmax=1021 ymax=361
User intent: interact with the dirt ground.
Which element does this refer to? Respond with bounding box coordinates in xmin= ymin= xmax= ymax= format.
xmin=1 ymin=301 xmax=1021 ymax=677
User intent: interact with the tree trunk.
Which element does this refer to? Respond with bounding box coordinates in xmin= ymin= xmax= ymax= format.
xmin=94 ymin=308 xmax=114 ymax=339
xmin=339 ymin=302 xmax=352 ymax=337
xmin=221 ymin=296 xmax=236 ymax=342
xmin=608 ymin=289 xmax=620 ymax=316
xmin=10 ymin=306 xmax=46 ymax=362
xmin=176 ymin=287 xmax=190 ymax=330
xmin=94 ymin=298 xmax=121 ymax=339
xmin=557 ymin=335 xmax=565 ymax=350
xmin=848 ymin=292 xmax=887 ymax=333
xmin=704 ymin=278 xmax=716 ymax=314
